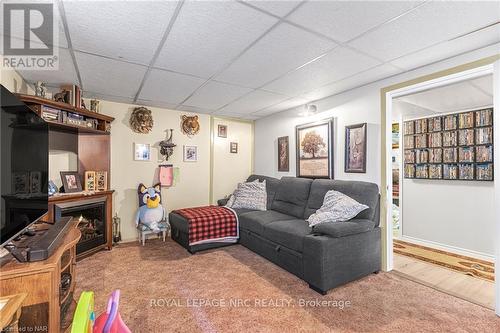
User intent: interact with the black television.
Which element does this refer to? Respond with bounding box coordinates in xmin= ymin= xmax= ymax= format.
xmin=1 ymin=85 xmax=49 ymax=246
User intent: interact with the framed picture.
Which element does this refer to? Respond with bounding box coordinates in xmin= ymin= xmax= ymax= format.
xmin=134 ymin=143 xmax=151 ymax=161
xmin=459 ymin=164 xmax=475 ymax=180
xmin=476 ymin=145 xmax=493 ymax=163
xmin=277 ymin=136 xmax=289 ymax=172
xmin=392 ymin=123 xmax=399 ymax=149
xmin=84 ymin=171 xmax=96 ymax=191
xmin=296 ymin=118 xmax=333 ymax=178
xmin=443 ymin=164 xmax=458 ymax=180
xmin=404 ymin=164 xmax=415 ymax=178
xmin=29 ymin=171 xmax=42 ymax=193
xmin=12 ymin=172 xmax=29 ymax=194
xmin=96 ymin=171 xmax=108 ymax=191
xmin=183 ymin=145 xmax=198 ymax=162
xmin=476 ymin=109 xmax=493 ymax=127
xmin=218 ymin=124 xmax=227 ymax=138
xmin=230 ymin=142 xmax=238 ymax=154
xmin=345 ymin=123 xmax=367 ymax=173
xmin=476 ymin=163 xmax=493 ymax=181
xmin=429 ymin=165 xmax=443 ymax=179
xmin=458 ymin=129 xmax=474 ymax=146
xmin=60 ymin=171 xmax=82 ymax=193
xmin=458 ymin=147 xmax=474 ymax=163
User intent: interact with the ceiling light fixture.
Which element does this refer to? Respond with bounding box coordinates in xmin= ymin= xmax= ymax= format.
xmin=299 ymin=104 xmax=318 ymax=117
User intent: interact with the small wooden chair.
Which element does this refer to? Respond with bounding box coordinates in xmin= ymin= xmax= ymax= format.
xmin=137 ymin=220 xmax=170 ymax=246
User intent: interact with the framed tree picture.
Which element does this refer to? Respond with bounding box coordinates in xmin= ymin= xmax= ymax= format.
xmin=295 ymin=119 xmax=333 ymax=179
xmin=345 ymin=123 xmax=367 ymax=173
xmin=277 ymin=136 xmax=289 ymax=172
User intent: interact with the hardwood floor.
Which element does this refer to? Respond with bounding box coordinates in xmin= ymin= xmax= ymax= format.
xmin=393 ymin=253 xmax=495 ymax=309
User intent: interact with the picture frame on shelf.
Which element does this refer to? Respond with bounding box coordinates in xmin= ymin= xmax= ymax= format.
xmin=84 ymin=171 xmax=96 ymax=191
xmin=134 ymin=143 xmax=151 ymax=161
xmin=29 ymin=171 xmax=42 ymax=193
xmin=60 ymin=171 xmax=82 ymax=193
xmin=96 ymin=171 xmax=108 ymax=191
xmin=277 ymin=136 xmax=289 ymax=172
xmin=12 ymin=172 xmax=29 ymax=194
xmin=296 ymin=118 xmax=334 ymax=179
xmin=183 ymin=145 xmax=198 ymax=162
xmin=345 ymin=123 xmax=367 ymax=173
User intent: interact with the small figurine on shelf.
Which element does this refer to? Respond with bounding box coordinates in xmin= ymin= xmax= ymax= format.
xmin=34 ymin=81 xmax=47 ymax=98
xmin=53 ymin=89 xmax=70 ymax=103
xmin=90 ymin=99 xmax=100 ymax=113
xmin=81 ymin=99 xmax=87 ymax=109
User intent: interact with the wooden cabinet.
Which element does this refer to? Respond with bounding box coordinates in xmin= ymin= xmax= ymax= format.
xmin=0 ymin=220 xmax=81 ymax=333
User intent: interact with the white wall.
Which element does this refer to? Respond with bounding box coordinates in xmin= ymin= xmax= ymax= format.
xmin=254 ymin=44 xmax=499 ymax=257
xmin=255 ymin=44 xmax=500 ymax=186
xmin=212 ymin=118 xmax=253 ymax=203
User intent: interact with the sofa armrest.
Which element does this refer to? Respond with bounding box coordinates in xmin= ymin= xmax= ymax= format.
xmin=312 ymin=219 xmax=375 ymax=238
xmin=217 ymin=198 xmax=229 ymax=206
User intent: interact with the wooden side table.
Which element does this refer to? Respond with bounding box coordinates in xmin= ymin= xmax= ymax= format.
xmin=0 ymin=293 xmax=27 ymax=333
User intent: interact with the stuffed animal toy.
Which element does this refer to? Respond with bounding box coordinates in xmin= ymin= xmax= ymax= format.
xmin=135 ymin=183 xmax=165 ymax=232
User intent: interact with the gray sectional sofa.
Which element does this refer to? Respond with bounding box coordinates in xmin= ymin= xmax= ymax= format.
xmin=170 ymin=174 xmax=381 ymax=294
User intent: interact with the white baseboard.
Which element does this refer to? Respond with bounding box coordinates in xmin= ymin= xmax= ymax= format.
xmin=395 ymin=235 xmax=495 ymax=262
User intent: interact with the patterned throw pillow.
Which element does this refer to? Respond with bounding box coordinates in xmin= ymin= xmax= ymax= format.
xmin=227 ymin=180 xmax=267 ymax=211
xmin=307 ymin=190 xmax=368 ymax=227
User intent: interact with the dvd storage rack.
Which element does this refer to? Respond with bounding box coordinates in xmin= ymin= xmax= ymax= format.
xmin=403 ymin=108 xmax=493 ymax=181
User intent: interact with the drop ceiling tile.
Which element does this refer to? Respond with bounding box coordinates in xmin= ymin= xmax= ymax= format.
xmin=136 ymin=99 xmax=178 ymax=110
xmin=216 ymin=22 xmax=336 ymax=88
xmin=155 ymin=1 xmax=277 ymax=78
xmin=82 ymin=92 xmax=134 ymax=105
xmin=17 ymin=47 xmax=78 ymax=85
xmin=288 ymin=1 xmax=421 ymax=43
xmin=218 ymin=89 xmax=289 ymax=114
xmin=301 ymin=63 xmax=402 ymax=101
xmin=253 ymin=97 xmax=309 ymax=116
xmin=75 ymin=51 xmax=147 ymax=98
xmin=182 ymin=81 xmax=252 ymax=110
xmin=138 ymin=68 xmax=206 ymax=105
xmin=243 ymin=1 xmax=301 ymax=17
xmin=63 ymin=0 xmax=178 ymax=64
xmin=390 ymin=25 xmax=500 ymax=71
xmin=263 ymin=46 xmax=381 ymax=96
xmin=177 ymin=105 xmax=215 ymax=114
xmin=349 ymin=1 xmax=500 ymax=61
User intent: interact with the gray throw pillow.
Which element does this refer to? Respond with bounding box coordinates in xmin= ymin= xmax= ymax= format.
xmin=227 ymin=180 xmax=267 ymax=211
xmin=307 ymin=190 xmax=368 ymax=227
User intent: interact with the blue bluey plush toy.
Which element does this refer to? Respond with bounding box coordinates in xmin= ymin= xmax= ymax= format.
xmin=135 ymin=183 xmax=165 ymax=232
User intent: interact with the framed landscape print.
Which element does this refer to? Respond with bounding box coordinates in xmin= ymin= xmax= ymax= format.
xmin=296 ymin=119 xmax=333 ymax=178
xmin=277 ymin=136 xmax=289 ymax=172
xmin=345 ymin=123 xmax=367 ymax=173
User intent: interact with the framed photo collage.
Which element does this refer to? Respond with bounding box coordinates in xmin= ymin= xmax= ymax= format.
xmin=403 ymin=108 xmax=493 ymax=181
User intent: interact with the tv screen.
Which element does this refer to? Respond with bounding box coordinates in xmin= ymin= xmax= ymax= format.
xmin=1 ymin=85 xmax=48 ymax=246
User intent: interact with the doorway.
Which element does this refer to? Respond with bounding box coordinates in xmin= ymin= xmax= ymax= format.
xmin=381 ymin=58 xmax=500 ymax=315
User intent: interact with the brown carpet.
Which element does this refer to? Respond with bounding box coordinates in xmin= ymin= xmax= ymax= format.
xmin=394 ymin=239 xmax=494 ymax=282
xmin=76 ymin=239 xmax=499 ymax=332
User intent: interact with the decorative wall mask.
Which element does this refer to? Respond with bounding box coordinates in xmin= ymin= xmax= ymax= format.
xmin=130 ymin=106 xmax=153 ymax=134
xmin=181 ymin=115 xmax=200 ymax=137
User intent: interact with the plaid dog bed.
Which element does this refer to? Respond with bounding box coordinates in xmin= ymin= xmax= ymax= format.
xmin=173 ymin=206 xmax=239 ymax=246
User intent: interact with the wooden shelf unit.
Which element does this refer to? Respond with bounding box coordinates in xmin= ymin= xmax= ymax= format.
xmin=0 ymin=220 xmax=81 ymax=333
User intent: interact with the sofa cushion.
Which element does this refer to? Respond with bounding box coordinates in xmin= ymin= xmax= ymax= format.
xmin=263 ymin=219 xmax=311 ymax=253
xmin=238 ymin=210 xmax=295 ymax=235
xmin=312 ymin=219 xmax=375 ymax=238
xmin=231 ymin=208 xmax=257 ymax=216
xmin=271 ymin=177 xmax=312 ymax=218
xmin=247 ymin=174 xmax=280 ymax=209
xmin=304 ymin=179 xmax=379 ymax=224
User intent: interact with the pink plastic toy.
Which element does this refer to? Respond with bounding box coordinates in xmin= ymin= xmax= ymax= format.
xmin=93 ymin=290 xmax=131 ymax=333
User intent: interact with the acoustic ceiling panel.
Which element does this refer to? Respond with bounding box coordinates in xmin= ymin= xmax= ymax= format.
xmin=182 ymin=80 xmax=253 ymax=110
xmin=138 ymin=68 xmax=206 ymax=105
xmin=243 ymin=0 xmax=302 ymax=17
xmin=155 ymin=0 xmax=278 ymax=78
xmin=63 ymin=0 xmax=178 ymax=64
xmin=75 ymin=51 xmax=147 ymax=98
xmin=217 ymin=89 xmax=289 ymax=114
xmin=263 ymin=46 xmax=381 ymax=96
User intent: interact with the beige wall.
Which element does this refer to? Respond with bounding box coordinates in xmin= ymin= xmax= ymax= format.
xmin=0 ymin=62 xmax=33 ymax=94
xmin=212 ymin=118 xmax=253 ymax=203
xmin=95 ymin=100 xmax=211 ymax=241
